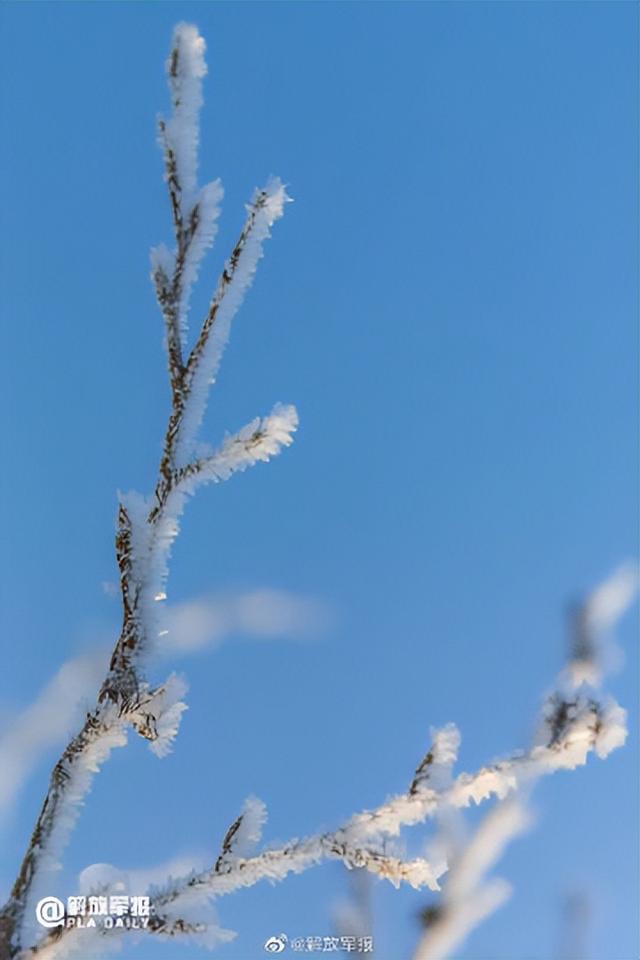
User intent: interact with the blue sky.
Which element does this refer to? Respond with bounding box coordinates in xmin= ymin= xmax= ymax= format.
xmin=0 ymin=2 xmax=637 ymax=959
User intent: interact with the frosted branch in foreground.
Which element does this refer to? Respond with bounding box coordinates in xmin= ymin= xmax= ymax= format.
xmin=19 ymin=565 xmax=634 ymax=959
xmin=0 ymin=22 xmax=294 ymax=959
xmin=2 ymin=15 xmax=636 ymax=960
xmin=26 ymin=608 xmax=630 ymax=960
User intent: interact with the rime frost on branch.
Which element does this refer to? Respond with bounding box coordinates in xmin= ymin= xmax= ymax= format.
xmin=174 ymin=178 xmax=290 ymax=464
xmin=214 ymin=796 xmax=268 ymax=874
xmin=128 ymin=673 xmax=189 ymax=758
xmin=410 ymin=566 xmax=637 ymax=960
xmin=1 ymin=19 xmax=637 ymax=960
xmin=19 ymin=708 xmax=129 ymax=949
xmin=410 ymin=724 xmax=461 ymax=795
xmin=175 ymin=404 xmax=299 ymax=492
xmin=23 ymin=562 xmax=634 ymax=958
xmin=0 ymin=21 xmax=294 ymax=959
xmin=162 ymin=22 xmax=207 ymax=209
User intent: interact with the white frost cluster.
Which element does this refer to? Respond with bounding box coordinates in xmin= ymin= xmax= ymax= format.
xmin=229 ymin=796 xmax=268 ymax=858
xmin=593 ymin=700 xmax=628 ymax=758
xmin=412 ymin=724 xmax=461 ymax=793
xmin=133 ymin=673 xmax=189 ymax=759
xmin=163 ymin=22 xmax=207 ymax=211
xmin=534 ymin=695 xmax=628 ymax=772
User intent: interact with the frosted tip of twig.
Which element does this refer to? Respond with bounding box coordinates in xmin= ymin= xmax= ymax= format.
xmin=430 ymin=724 xmax=461 ymax=767
xmin=141 ymin=673 xmax=189 ymax=758
xmin=565 ymin=561 xmax=639 ymax=692
xmin=253 ymin=177 xmax=292 ymax=225
xmin=411 ymin=724 xmax=460 ymax=795
xmin=584 ymin=562 xmax=639 ymax=635
xmin=169 ymin=23 xmax=207 ymax=81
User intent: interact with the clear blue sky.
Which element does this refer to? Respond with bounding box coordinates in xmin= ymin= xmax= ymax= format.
xmin=0 ymin=3 xmax=637 ymax=959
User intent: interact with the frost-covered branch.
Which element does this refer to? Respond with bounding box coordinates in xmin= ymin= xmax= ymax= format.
xmin=175 ymin=404 xmax=298 ymax=492
xmin=410 ymin=724 xmax=460 ymax=796
xmin=154 ymin=23 xmax=222 ymax=391
xmin=0 ymin=22 xmax=293 ymax=959
xmin=21 ymin=571 xmax=634 ymax=960
xmin=18 ymin=677 xmax=626 ymax=960
xmin=0 ymin=708 xmax=129 ymax=957
xmin=411 ymin=565 xmax=638 ymax=960
xmin=2 ymin=17 xmax=636 ymax=960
